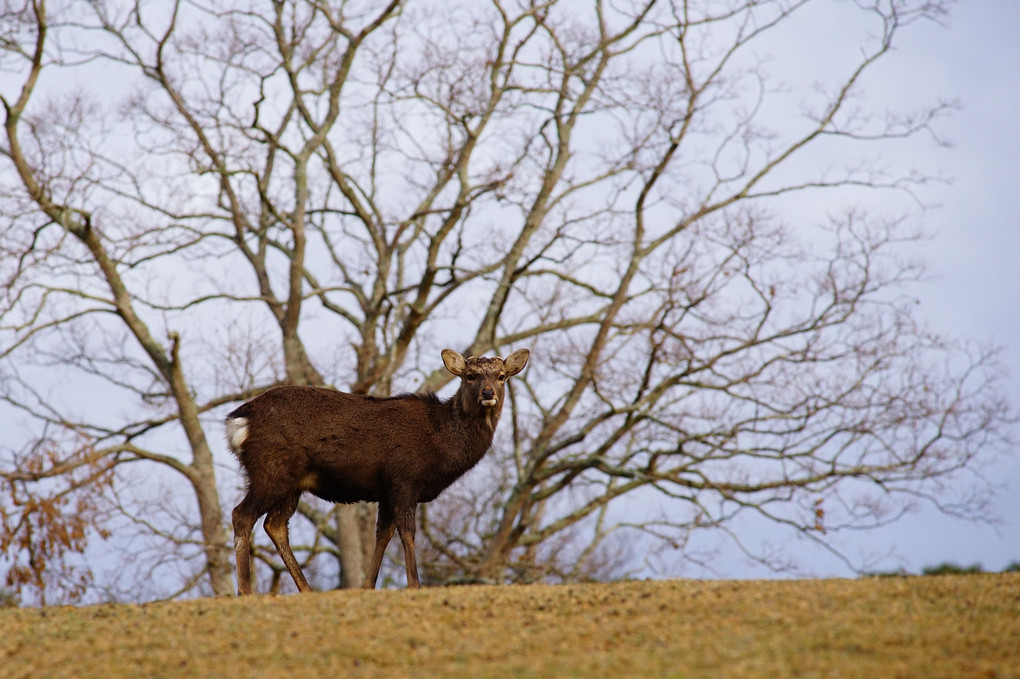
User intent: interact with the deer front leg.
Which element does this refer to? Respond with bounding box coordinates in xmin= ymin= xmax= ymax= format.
xmin=395 ymin=503 xmax=420 ymax=588
xmin=363 ymin=501 xmax=395 ymax=589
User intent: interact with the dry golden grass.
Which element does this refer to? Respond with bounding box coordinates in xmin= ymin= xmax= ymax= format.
xmin=2 ymin=574 xmax=1018 ymax=678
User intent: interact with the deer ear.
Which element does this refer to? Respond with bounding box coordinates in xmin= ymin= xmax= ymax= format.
xmin=441 ymin=349 xmax=467 ymax=376
xmin=503 ymin=348 xmax=530 ymax=376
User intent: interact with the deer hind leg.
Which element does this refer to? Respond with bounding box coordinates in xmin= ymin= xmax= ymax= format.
xmin=232 ymin=496 xmax=260 ymax=596
xmin=263 ymin=492 xmax=312 ymax=593
xmin=363 ymin=501 xmax=395 ymax=589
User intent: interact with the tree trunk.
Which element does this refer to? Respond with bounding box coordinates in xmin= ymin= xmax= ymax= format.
xmin=336 ymin=505 xmax=366 ymax=588
xmin=191 ymin=462 xmax=235 ymax=596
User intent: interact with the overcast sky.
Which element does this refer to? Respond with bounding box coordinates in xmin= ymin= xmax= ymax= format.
xmin=808 ymin=0 xmax=1020 ymax=575
xmin=2 ymin=0 xmax=1014 ymax=591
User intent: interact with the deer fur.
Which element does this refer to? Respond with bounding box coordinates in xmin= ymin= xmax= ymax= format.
xmin=226 ymin=348 xmax=530 ymax=595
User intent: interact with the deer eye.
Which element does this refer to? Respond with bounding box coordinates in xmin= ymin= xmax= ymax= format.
xmin=466 ymin=374 xmax=477 ymax=381
xmin=497 ymin=374 xmax=506 ymax=382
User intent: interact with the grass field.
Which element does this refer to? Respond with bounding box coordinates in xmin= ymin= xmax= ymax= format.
xmin=2 ymin=574 xmax=1018 ymax=678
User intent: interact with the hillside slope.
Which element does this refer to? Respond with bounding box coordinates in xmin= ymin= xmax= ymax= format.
xmin=2 ymin=575 xmax=1018 ymax=678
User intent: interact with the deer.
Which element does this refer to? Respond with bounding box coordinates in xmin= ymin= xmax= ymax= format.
xmin=225 ymin=347 xmax=530 ymax=595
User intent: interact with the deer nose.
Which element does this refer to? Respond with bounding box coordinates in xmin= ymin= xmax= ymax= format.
xmin=481 ymin=388 xmax=495 ymax=401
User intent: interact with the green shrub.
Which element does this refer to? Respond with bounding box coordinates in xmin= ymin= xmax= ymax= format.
xmin=921 ymin=562 xmax=984 ymax=576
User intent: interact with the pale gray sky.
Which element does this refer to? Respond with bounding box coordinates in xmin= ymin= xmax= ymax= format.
xmin=1 ymin=0 xmax=1014 ymax=593
xmin=816 ymin=0 xmax=1020 ymax=574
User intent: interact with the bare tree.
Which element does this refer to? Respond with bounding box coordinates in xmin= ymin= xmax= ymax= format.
xmin=0 ymin=0 xmax=1010 ymax=603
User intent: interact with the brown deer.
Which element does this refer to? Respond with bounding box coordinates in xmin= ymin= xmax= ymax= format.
xmin=225 ymin=348 xmax=530 ymax=594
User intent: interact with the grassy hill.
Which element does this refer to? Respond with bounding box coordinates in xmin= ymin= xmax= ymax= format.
xmin=2 ymin=574 xmax=1017 ymax=678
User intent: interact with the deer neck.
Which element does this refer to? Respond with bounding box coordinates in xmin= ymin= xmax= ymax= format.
xmin=441 ymin=395 xmax=501 ymax=469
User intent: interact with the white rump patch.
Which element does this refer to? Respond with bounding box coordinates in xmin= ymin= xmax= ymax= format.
xmin=226 ymin=417 xmax=249 ymax=452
